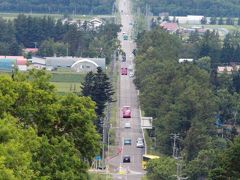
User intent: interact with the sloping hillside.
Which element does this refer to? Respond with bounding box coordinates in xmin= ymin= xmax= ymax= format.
xmin=0 ymin=0 xmax=115 ymax=14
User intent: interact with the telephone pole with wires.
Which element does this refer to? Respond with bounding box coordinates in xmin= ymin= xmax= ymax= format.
xmin=170 ymin=133 xmax=188 ymax=180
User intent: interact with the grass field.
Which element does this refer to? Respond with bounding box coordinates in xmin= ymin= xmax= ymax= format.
xmin=0 ymin=12 xmax=115 ymax=21
xmin=50 ymin=72 xmax=85 ymax=93
xmin=181 ymin=24 xmax=240 ymax=32
xmin=51 ymin=82 xmax=81 ymax=93
xmin=50 ymin=72 xmax=85 ymax=83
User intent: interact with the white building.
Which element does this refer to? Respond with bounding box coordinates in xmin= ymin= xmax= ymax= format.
xmin=89 ymin=18 xmax=103 ymax=28
xmin=168 ymin=15 xmax=204 ymax=25
xmin=179 ymin=58 xmax=194 ymax=63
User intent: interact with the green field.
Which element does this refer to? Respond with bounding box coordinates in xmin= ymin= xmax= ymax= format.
xmin=181 ymin=24 xmax=240 ymax=32
xmin=51 ymin=82 xmax=81 ymax=93
xmin=50 ymin=72 xmax=85 ymax=83
xmin=0 ymin=12 xmax=115 ymax=21
xmin=50 ymin=72 xmax=85 ymax=93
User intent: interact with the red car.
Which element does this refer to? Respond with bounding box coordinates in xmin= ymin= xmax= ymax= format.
xmin=121 ymin=67 xmax=128 ymax=75
xmin=122 ymin=106 xmax=131 ymax=118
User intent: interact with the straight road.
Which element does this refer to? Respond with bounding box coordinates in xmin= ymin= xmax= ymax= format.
xmin=108 ymin=0 xmax=146 ymax=179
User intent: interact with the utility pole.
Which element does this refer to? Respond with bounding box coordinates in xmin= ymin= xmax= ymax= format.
xmin=171 ymin=133 xmax=188 ymax=180
xmin=170 ymin=133 xmax=180 ymax=159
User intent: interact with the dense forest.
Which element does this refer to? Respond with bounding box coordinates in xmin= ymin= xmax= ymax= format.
xmin=134 ymin=0 xmax=240 ymax=17
xmin=0 ymin=0 xmax=115 ymax=14
xmin=135 ymin=27 xmax=240 ymax=179
xmin=0 ymin=15 xmax=121 ymax=64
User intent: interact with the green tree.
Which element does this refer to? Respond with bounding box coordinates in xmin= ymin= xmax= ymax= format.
xmin=146 ymin=157 xmax=176 ymax=180
xmin=57 ymin=94 xmax=100 ymax=160
xmin=82 ymin=67 xmax=114 ymax=118
xmin=199 ymin=30 xmax=221 ymax=64
xmin=195 ymin=56 xmax=211 ymax=72
xmin=32 ymin=136 xmax=89 ymax=179
xmin=210 ymin=137 xmax=240 ymax=179
xmin=210 ymin=17 xmax=217 ymax=25
xmin=0 ymin=114 xmax=41 ymax=179
xmin=38 ymin=38 xmax=55 ymax=57
xmin=201 ymin=17 xmax=207 ymax=24
xmin=185 ymin=149 xmax=219 ymax=179
xmin=238 ymin=17 xmax=240 ymax=25
xmin=218 ymin=17 xmax=224 ymax=25
xmin=226 ymin=17 xmax=234 ymax=25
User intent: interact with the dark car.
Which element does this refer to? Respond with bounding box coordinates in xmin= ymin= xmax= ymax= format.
xmin=124 ymin=138 xmax=131 ymax=145
xmin=123 ymin=155 xmax=131 ymax=163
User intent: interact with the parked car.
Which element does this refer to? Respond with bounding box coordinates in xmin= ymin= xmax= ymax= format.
xmin=123 ymin=155 xmax=131 ymax=163
xmin=124 ymin=138 xmax=131 ymax=145
xmin=122 ymin=106 xmax=131 ymax=118
xmin=136 ymin=138 xmax=144 ymax=148
xmin=124 ymin=122 xmax=131 ymax=128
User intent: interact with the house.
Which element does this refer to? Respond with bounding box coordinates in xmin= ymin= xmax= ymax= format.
xmin=217 ymin=66 xmax=240 ymax=74
xmin=160 ymin=22 xmax=179 ymax=33
xmin=23 ymin=48 xmax=39 ymax=54
xmin=28 ymin=57 xmax=46 ymax=70
xmin=89 ymin=18 xmax=103 ymax=28
xmin=179 ymin=58 xmax=194 ymax=63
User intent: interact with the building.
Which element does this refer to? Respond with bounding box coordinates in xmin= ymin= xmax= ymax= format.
xmin=28 ymin=57 xmax=46 ymax=70
xmin=179 ymin=58 xmax=194 ymax=63
xmin=61 ymin=17 xmax=104 ymax=30
xmin=160 ymin=22 xmax=179 ymax=33
xmin=167 ymin=15 xmax=204 ymax=25
xmin=217 ymin=66 xmax=240 ymax=74
xmin=89 ymin=18 xmax=103 ymax=28
xmin=23 ymin=48 xmax=39 ymax=54
xmin=0 ymin=56 xmax=27 ymax=71
xmin=46 ymin=57 xmax=105 ymax=73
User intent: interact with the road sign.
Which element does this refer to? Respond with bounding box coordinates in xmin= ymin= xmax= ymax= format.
xmin=141 ymin=117 xmax=153 ymax=129
xmin=95 ymin=155 xmax=101 ymax=161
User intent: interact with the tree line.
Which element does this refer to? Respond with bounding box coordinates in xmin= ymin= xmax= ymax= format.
xmin=134 ymin=27 xmax=240 ymax=179
xmin=0 ymin=0 xmax=115 ymax=15
xmin=134 ymin=0 xmax=240 ymax=17
xmin=0 ymin=14 xmax=121 ymax=64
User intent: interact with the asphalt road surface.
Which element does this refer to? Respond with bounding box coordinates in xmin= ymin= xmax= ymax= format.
xmin=108 ymin=0 xmax=146 ymax=179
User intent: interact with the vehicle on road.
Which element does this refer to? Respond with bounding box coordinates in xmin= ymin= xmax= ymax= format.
xmin=122 ymin=106 xmax=131 ymax=118
xmin=142 ymin=154 xmax=160 ymax=169
xmin=136 ymin=138 xmax=144 ymax=148
xmin=121 ymin=68 xmax=127 ymax=75
xmin=123 ymin=34 xmax=128 ymax=40
xmin=123 ymin=155 xmax=131 ymax=163
xmin=124 ymin=138 xmax=131 ymax=145
xmin=122 ymin=52 xmax=126 ymax=62
xmin=124 ymin=122 xmax=131 ymax=128
xmin=129 ymin=71 xmax=134 ymax=77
